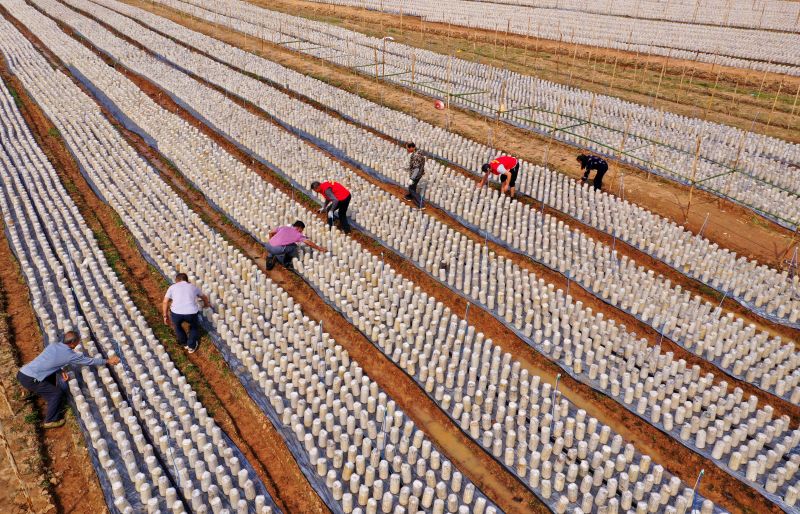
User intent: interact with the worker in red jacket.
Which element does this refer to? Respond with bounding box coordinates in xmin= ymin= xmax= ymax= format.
xmin=477 ymin=155 xmax=519 ymax=197
xmin=311 ymin=180 xmax=351 ymax=233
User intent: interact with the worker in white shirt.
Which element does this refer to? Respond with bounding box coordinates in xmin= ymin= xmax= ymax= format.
xmin=162 ymin=273 xmax=211 ymax=353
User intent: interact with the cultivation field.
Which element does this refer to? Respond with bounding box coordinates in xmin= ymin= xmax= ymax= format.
xmin=0 ymin=0 xmax=797 ymax=513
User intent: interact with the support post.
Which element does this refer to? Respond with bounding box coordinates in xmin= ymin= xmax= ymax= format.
xmin=788 ymin=83 xmax=800 ymax=129
xmin=686 ymin=134 xmax=704 ymax=216
xmin=766 ymin=80 xmax=784 ymax=128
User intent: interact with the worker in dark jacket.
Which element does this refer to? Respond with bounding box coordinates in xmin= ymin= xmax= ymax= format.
xmin=311 ymin=180 xmax=351 ymax=233
xmin=404 ymin=142 xmax=426 ymax=208
xmin=17 ymin=331 xmax=120 ymax=428
xmin=478 ymin=155 xmax=520 ymax=197
xmin=577 ymin=154 xmax=608 ymax=190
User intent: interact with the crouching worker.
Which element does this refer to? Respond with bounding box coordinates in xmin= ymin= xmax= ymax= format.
xmin=265 ymin=220 xmax=327 ymax=271
xmin=17 ymin=330 xmax=120 ymax=428
xmin=577 ymin=153 xmax=608 ymax=190
xmin=478 ymin=155 xmax=519 ymax=197
xmin=163 ymin=273 xmax=211 ymax=354
xmin=311 ymin=180 xmax=351 ymax=233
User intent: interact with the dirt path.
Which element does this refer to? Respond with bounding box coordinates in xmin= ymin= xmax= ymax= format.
xmin=0 ymin=14 xmax=329 ymax=513
xmin=58 ymin=9 xmax=788 ymax=511
xmin=249 ymin=0 xmax=800 ymax=143
xmin=0 ymin=279 xmax=58 ymax=514
xmin=122 ymin=0 xmax=798 ymax=274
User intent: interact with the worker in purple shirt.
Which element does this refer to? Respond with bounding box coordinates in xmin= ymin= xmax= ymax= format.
xmin=17 ymin=330 xmax=120 ymax=429
xmin=265 ymin=220 xmax=326 ymax=271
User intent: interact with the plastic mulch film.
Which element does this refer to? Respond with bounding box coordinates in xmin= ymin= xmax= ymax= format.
xmin=159 ymin=0 xmax=800 ymax=231
xmin=186 ymin=152 xmax=727 ymax=513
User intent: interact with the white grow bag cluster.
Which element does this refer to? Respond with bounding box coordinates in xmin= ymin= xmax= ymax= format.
xmin=333 ymin=0 xmax=800 ymax=32
xmin=31 ymin=0 xmax=799 ymax=510
xmin=0 ymin=3 xmax=497 ymax=513
xmin=0 ymin=59 xmax=275 ymax=514
xmin=152 ymin=0 xmax=800 ymax=229
xmin=91 ymin=0 xmax=800 ymax=332
xmin=303 ymin=0 xmax=800 ymax=74
xmin=62 ymin=0 xmax=799 ymax=406
xmin=23 ymin=2 xmax=731 ymax=512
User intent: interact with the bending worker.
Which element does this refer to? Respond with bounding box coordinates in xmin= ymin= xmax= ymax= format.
xmin=265 ymin=220 xmax=327 ymax=271
xmin=577 ymin=153 xmax=608 ymax=190
xmin=17 ymin=330 xmax=120 ymax=428
xmin=404 ymin=142 xmax=425 ymax=208
xmin=477 ymin=154 xmax=519 ymax=197
xmin=163 ymin=272 xmax=211 ymax=354
xmin=311 ymin=180 xmax=351 ymax=233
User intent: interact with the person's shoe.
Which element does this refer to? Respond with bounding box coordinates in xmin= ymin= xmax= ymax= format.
xmin=42 ymin=419 xmax=65 ymax=429
xmin=187 ymin=344 xmax=198 ymax=354
xmin=266 ymin=255 xmax=276 ymax=270
xmin=404 ymin=194 xmax=413 ymax=200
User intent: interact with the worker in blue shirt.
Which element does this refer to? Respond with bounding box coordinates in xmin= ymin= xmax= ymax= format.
xmin=17 ymin=331 xmax=119 ymax=428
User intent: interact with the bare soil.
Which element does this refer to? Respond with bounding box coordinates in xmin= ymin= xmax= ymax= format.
xmin=0 ymin=277 xmax=58 ymax=514
xmin=65 ymin=9 xmax=786 ymax=512
xmin=123 ymin=0 xmax=800 ymax=274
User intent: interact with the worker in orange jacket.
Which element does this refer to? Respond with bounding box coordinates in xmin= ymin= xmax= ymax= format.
xmin=311 ymin=180 xmax=351 ymax=233
xmin=477 ymin=155 xmax=519 ymax=197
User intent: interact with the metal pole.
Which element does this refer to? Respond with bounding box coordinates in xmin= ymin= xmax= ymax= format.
xmin=690 ymin=469 xmax=705 ymax=512
xmin=698 ymin=213 xmax=710 ymax=238
xmin=718 ymin=291 xmax=728 ymax=310
xmin=549 ymin=374 xmax=562 ymax=437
